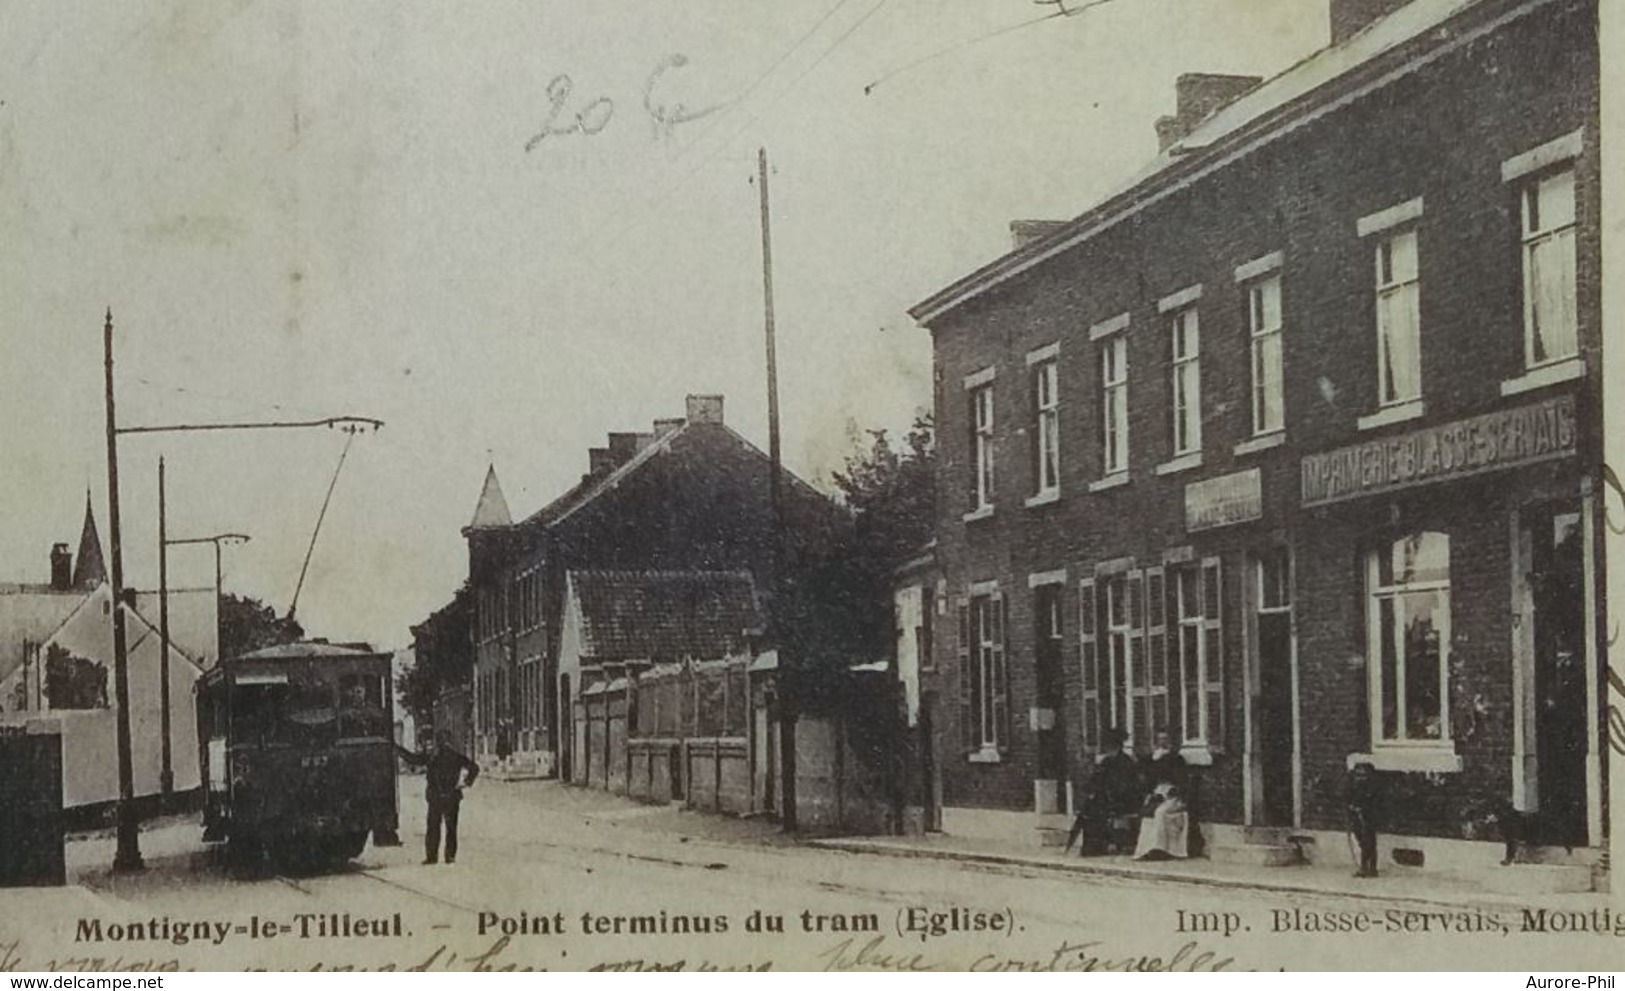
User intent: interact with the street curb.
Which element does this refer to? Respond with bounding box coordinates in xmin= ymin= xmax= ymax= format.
xmin=806 ymin=839 xmax=1566 ymax=911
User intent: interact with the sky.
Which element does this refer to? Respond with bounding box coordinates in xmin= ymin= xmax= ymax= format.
xmin=0 ymin=1 xmax=1328 ymax=648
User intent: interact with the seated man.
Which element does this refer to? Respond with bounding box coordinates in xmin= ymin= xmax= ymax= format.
xmin=1065 ymin=727 xmax=1141 ymax=856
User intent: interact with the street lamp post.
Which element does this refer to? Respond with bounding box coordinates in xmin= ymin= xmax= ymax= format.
xmin=101 ymin=308 xmax=382 ymax=871
xmin=164 ymin=532 xmax=250 ymax=657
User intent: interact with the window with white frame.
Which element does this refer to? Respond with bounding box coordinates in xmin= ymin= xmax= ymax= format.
xmin=1032 ymin=359 xmax=1060 ymax=495
xmin=1520 ymin=169 xmax=1579 ymax=369
xmin=1247 ymin=277 xmax=1284 ymax=435
xmin=1079 ymin=569 xmax=1172 ymax=753
xmin=1374 ymin=230 xmax=1422 ymax=406
xmin=1101 ymin=336 xmax=1128 ymax=476
xmin=957 ymin=592 xmax=1008 ymax=753
xmin=1171 ymin=560 xmax=1223 ymax=748
xmin=969 ymin=384 xmax=995 ymax=512
xmin=1169 ymin=308 xmax=1201 ymax=456
xmin=1367 ymin=532 xmax=1451 ymax=746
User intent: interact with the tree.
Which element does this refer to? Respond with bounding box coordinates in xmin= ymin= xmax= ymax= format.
xmin=218 ymin=593 xmax=305 ymax=660
xmin=400 ymin=587 xmax=474 ymax=734
xmin=43 ymin=644 xmax=108 ymax=709
xmin=832 ymin=412 xmax=936 ymax=574
xmin=780 ymin=413 xmax=936 ymax=712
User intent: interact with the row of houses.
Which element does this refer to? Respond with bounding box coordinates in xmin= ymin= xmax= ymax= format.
xmin=901 ymin=0 xmax=1605 ymax=878
xmin=412 ymin=0 xmax=1609 ymax=885
xmin=415 ymin=395 xmax=895 ymax=830
xmin=0 ymin=498 xmax=217 ymax=812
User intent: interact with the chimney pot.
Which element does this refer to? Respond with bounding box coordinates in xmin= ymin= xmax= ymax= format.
xmin=50 ymin=543 xmax=72 ymax=591
xmin=685 ymin=394 xmax=724 ymax=425
xmin=1155 ymin=72 xmax=1262 ymax=152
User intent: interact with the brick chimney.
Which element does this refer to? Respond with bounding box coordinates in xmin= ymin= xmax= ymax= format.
xmin=1154 ymin=72 xmax=1263 ymax=152
xmin=685 ymin=394 xmax=724 ymax=425
xmin=588 ymin=447 xmax=614 ymax=475
xmin=1010 ymin=220 xmax=1068 ymax=251
xmin=653 ymin=417 xmax=685 ymax=438
xmin=50 ymin=543 xmax=72 ymax=590
xmin=1329 ymin=0 xmax=1411 ymax=45
xmin=607 ymin=431 xmax=654 ymax=464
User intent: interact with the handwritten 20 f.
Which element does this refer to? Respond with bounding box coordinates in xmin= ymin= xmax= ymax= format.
xmin=525 ymin=54 xmax=722 ymax=151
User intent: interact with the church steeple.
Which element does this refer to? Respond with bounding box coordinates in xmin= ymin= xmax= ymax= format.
xmin=72 ymin=490 xmax=107 ymax=589
xmin=466 ymin=464 xmax=512 ymax=531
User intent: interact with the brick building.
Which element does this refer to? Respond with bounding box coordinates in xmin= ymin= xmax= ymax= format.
xmin=460 ymin=395 xmax=842 ymax=779
xmin=910 ymin=0 xmax=1605 ymax=878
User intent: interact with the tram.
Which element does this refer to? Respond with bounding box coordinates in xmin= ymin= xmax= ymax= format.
xmin=196 ymin=642 xmax=400 ymax=866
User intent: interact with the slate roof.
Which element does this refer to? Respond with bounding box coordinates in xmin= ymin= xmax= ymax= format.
xmin=72 ymin=493 xmax=107 ymax=589
xmin=566 ymin=570 xmax=760 ymax=664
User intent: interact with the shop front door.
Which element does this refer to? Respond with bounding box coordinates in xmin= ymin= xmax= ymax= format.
xmin=1526 ymin=505 xmax=1587 ymax=847
xmin=1257 ymin=611 xmax=1295 ymax=826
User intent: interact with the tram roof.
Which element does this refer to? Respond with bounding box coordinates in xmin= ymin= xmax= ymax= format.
xmin=226 ymin=641 xmax=384 ymax=662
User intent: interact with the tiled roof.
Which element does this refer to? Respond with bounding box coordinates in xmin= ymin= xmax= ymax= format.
xmin=567 ymin=570 xmax=760 ymax=664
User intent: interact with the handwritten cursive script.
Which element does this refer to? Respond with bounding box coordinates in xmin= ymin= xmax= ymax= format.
xmin=525 ymin=54 xmax=721 ymax=152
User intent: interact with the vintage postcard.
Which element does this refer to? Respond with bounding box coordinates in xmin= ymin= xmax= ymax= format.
xmin=2 ymin=0 xmax=1623 ymax=974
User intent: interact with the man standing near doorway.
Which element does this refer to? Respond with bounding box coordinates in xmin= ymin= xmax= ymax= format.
xmin=397 ymin=732 xmax=480 ymax=864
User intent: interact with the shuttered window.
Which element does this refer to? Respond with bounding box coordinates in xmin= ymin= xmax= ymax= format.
xmin=1171 ymin=557 xmax=1226 ymax=749
xmin=1078 ymin=579 xmax=1100 ymax=751
xmin=959 ymin=591 xmax=1009 ymax=754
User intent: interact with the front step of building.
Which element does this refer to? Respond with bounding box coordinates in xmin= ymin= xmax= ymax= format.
xmin=1205 ymin=825 xmax=1303 ymax=868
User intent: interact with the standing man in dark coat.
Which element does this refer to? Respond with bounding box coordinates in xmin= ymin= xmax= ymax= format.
xmin=397 ymin=733 xmax=480 ymax=865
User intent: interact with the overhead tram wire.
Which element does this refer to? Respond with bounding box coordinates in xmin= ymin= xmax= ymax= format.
xmin=671 ymin=0 xmax=862 ymax=162
xmin=546 ymin=0 xmax=863 ymax=269
xmin=575 ymin=0 xmax=894 ymax=264
xmin=862 ymin=0 xmax=1125 ymax=96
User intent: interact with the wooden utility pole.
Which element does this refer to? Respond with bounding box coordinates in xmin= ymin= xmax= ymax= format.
xmin=157 ymin=456 xmax=173 ymax=799
xmin=103 ymin=309 xmax=142 ymax=872
xmin=759 ymin=147 xmax=795 ymax=831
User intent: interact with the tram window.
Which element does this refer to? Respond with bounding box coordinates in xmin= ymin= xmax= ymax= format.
xmin=339 ymin=673 xmax=389 ymax=739
xmin=235 ymin=680 xmax=337 ymax=747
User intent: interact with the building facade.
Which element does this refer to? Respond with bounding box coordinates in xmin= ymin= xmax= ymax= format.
xmin=461 ymin=394 xmax=843 ymax=779
xmin=912 ymin=0 xmax=1605 ymax=870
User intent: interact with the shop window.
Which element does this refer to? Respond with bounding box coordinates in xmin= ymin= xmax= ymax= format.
xmin=1170 ymin=559 xmax=1224 ymax=749
xmin=1077 ymin=569 xmax=1170 ymax=752
xmin=1519 ymin=169 xmax=1578 ymax=369
xmin=957 ymin=591 xmax=1008 ymax=757
xmin=1366 ymin=531 xmax=1451 ymax=747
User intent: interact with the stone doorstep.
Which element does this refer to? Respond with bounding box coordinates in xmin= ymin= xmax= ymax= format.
xmin=1207 ymin=842 xmax=1303 ymax=868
